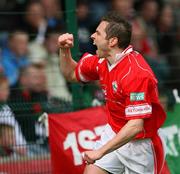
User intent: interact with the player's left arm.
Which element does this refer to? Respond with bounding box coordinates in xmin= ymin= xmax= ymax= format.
xmin=83 ymin=118 xmax=144 ymax=164
xmin=83 ymin=77 xmax=153 ymax=163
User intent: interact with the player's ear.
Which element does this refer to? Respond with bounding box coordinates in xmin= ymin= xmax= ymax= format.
xmin=109 ymin=37 xmax=118 ymax=47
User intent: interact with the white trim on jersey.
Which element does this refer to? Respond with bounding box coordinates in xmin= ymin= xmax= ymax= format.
xmin=83 ymin=53 xmax=93 ymax=59
xmin=78 ymin=54 xmax=93 ymax=82
xmin=130 ymin=53 xmax=157 ymax=83
xmin=78 ymin=67 xmax=89 ymax=82
xmin=108 ymin=45 xmax=133 ymax=72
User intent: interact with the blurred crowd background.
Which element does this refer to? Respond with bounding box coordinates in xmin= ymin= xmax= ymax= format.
xmin=0 ymin=0 xmax=179 ymax=166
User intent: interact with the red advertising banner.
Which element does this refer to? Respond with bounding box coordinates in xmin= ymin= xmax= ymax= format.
xmin=48 ymin=106 xmax=108 ymax=174
xmin=48 ymin=106 xmax=171 ymax=174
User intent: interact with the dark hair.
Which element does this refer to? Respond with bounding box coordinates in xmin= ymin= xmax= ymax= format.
xmin=20 ymin=64 xmax=44 ymax=77
xmin=45 ymin=25 xmax=66 ymax=39
xmin=8 ymin=30 xmax=28 ymax=41
xmin=101 ymin=11 xmax=132 ymax=49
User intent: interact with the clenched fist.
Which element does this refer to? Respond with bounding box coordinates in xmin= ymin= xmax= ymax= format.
xmin=58 ymin=33 xmax=74 ymax=48
xmin=82 ymin=150 xmax=103 ymax=165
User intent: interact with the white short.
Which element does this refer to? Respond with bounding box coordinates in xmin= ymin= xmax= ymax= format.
xmin=93 ymin=124 xmax=164 ymax=174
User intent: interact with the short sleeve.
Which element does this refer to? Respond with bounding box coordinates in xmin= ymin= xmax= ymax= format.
xmin=75 ymin=53 xmax=99 ymax=82
xmin=124 ymin=78 xmax=154 ymax=120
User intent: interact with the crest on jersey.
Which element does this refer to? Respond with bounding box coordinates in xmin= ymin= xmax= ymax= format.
xmin=112 ymin=81 xmax=118 ymax=92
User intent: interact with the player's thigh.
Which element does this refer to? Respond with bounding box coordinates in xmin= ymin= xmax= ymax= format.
xmin=83 ymin=164 xmax=109 ymax=174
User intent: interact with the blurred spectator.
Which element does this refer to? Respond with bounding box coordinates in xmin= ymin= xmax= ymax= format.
xmin=1 ymin=31 xmax=29 ymax=87
xmin=28 ymin=42 xmax=47 ymax=67
xmin=0 ymin=124 xmax=15 ymax=157
xmin=77 ymin=0 xmax=96 ymax=54
xmin=156 ymin=4 xmax=178 ymax=109
xmin=9 ymin=58 xmax=72 ymax=155
xmin=173 ymin=0 xmax=180 ymax=76
xmin=88 ymin=0 xmax=109 ymax=27
xmin=156 ymin=4 xmax=175 ymax=56
xmin=132 ymin=0 xmax=159 ymax=58
xmin=40 ymin=0 xmax=65 ymax=29
xmin=0 ymin=74 xmax=27 ymax=157
xmin=156 ymin=4 xmax=177 ymax=86
xmin=0 ymin=0 xmax=16 ymax=48
xmin=111 ymin=0 xmax=135 ymax=20
xmin=167 ymin=0 xmax=180 ymax=28
xmin=22 ymin=1 xmax=47 ymax=44
xmin=28 ymin=28 xmax=72 ymax=102
xmin=9 ymin=64 xmax=50 ymax=155
xmin=43 ymin=29 xmax=72 ymax=102
xmin=0 ymin=0 xmax=27 ymax=48
xmin=131 ymin=19 xmax=148 ymax=54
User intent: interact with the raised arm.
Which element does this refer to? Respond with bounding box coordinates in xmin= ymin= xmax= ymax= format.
xmin=58 ymin=33 xmax=78 ymax=82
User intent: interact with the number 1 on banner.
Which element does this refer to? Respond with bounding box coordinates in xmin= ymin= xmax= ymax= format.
xmin=63 ymin=132 xmax=83 ymax=165
xmin=63 ymin=125 xmax=106 ymax=166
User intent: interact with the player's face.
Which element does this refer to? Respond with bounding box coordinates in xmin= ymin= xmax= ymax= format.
xmin=10 ymin=34 xmax=29 ymax=57
xmin=91 ymin=21 xmax=110 ymax=58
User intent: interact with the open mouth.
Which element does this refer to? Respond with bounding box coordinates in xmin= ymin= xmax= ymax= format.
xmin=93 ymin=41 xmax=98 ymax=50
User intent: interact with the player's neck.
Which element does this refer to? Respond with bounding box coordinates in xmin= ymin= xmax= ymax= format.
xmin=107 ymin=48 xmax=124 ymax=65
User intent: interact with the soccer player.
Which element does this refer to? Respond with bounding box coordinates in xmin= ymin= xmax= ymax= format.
xmin=58 ymin=11 xmax=166 ymax=174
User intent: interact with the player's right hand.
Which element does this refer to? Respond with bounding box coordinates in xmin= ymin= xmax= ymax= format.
xmin=58 ymin=33 xmax=74 ymax=48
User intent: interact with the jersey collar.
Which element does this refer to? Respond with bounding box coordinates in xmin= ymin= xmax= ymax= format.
xmin=115 ymin=45 xmax=133 ymax=61
xmin=108 ymin=45 xmax=133 ymax=71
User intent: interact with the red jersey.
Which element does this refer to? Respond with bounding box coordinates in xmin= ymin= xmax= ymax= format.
xmin=75 ymin=45 xmax=166 ymax=139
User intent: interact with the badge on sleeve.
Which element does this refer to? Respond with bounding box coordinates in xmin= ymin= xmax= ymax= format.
xmin=130 ymin=92 xmax=145 ymax=101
